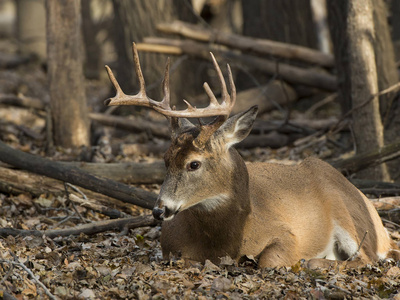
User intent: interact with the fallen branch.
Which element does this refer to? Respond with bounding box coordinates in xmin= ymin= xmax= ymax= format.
xmin=0 ymin=255 xmax=56 ymax=300
xmin=0 ymin=93 xmax=44 ymax=110
xmin=0 ymin=53 xmax=31 ymax=68
xmin=378 ymin=208 xmax=400 ymax=225
xmin=370 ymin=196 xmax=400 ymax=210
xmin=66 ymin=185 xmax=130 ymax=219
xmin=360 ymin=188 xmax=400 ymax=197
xmin=0 ymin=214 xmax=158 ymax=238
xmin=156 ymin=20 xmax=335 ymax=68
xmin=330 ymin=139 xmax=400 ymax=175
xmin=138 ymin=38 xmax=337 ymax=91
xmin=60 ymin=160 xmax=166 ymax=184
xmin=90 ymin=112 xmax=170 ymax=139
xmin=0 ymin=94 xmax=170 ymax=139
xmin=229 ymin=80 xmax=297 ymax=115
xmin=0 ymin=140 xmax=157 ymax=209
xmin=0 ymin=166 xmax=135 ymax=215
xmin=352 ymin=180 xmax=400 ymax=198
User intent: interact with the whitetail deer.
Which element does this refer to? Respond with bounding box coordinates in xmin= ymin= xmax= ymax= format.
xmin=105 ymin=43 xmax=399 ymax=268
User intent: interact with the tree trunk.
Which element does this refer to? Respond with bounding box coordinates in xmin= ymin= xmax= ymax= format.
xmin=16 ymin=0 xmax=46 ymax=60
xmin=373 ymin=0 xmax=399 ymax=124
xmin=46 ymin=0 xmax=90 ymax=148
xmin=327 ymin=0 xmax=390 ymax=181
xmin=110 ymin=0 xmax=200 ymax=105
xmin=239 ymin=0 xmax=318 ymax=90
xmin=81 ymin=0 xmax=101 ymax=79
xmin=373 ymin=0 xmax=400 ymax=181
xmin=241 ymin=0 xmax=318 ymax=49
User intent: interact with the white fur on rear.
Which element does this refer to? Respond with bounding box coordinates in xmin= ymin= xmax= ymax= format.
xmin=316 ymin=224 xmax=359 ymax=260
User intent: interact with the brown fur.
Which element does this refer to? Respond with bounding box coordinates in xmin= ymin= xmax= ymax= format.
xmin=157 ymin=108 xmax=398 ymax=268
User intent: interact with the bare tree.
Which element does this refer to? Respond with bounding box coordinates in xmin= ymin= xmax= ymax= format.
xmin=46 ymin=0 xmax=90 ymax=148
xmin=328 ymin=0 xmax=391 ymax=181
xmin=111 ymin=0 xmax=201 ymax=105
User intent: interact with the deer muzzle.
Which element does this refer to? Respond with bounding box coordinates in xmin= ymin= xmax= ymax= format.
xmin=152 ymin=199 xmax=181 ymax=221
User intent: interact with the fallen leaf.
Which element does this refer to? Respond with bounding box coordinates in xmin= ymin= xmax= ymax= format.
xmin=386 ymin=266 xmax=400 ymax=278
xmin=211 ymin=277 xmax=232 ymax=292
xmin=79 ymin=288 xmax=96 ymax=299
xmin=202 ymin=260 xmax=221 ymax=273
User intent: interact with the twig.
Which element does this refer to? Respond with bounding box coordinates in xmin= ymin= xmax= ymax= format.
xmin=0 ymin=256 xmax=56 ymax=300
xmin=0 ymin=215 xmax=159 ymax=238
xmin=346 ymin=231 xmax=368 ymax=262
xmin=65 ymin=183 xmax=129 ymax=219
xmin=381 ymin=218 xmax=400 ymax=228
xmin=64 ymin=183 xmax=87 ymax=223
xmin=331 ymin=82 xmax=400 ymax=132
xmin=0 ymin=260 xmax=14 ymax=286
xmin=305 ymin=93 xmax=338 ymax=116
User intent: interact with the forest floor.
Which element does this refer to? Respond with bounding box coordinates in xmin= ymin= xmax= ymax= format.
xmin=0 ymin=39 xmax=400 ymax=299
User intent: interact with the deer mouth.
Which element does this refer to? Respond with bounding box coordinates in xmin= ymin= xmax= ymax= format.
xmin=152 ymin=204 xmax=181 ymax=221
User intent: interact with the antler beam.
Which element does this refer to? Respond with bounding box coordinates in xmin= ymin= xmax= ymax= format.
xmin=104 ymin=43 xmax=236 ymax=119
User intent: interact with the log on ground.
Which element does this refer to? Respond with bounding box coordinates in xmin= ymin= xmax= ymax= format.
xmin=0 ymin=140 xmax=157 ymax=209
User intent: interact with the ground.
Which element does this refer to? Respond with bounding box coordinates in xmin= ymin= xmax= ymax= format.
xmin=0 ymin=40 xmax=400 ymax=299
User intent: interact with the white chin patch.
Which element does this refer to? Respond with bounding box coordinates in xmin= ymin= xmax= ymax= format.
xmin=161 ymin=197 xmax=182 ymax=220
xmin=163 ymin=214 xmax=175 ymax=221
xmin=199 ymin=193 xmax=229 ymax=211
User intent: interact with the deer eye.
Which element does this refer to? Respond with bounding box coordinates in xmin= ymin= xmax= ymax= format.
xmin=187 ymin=161 xmax=201 ymax=171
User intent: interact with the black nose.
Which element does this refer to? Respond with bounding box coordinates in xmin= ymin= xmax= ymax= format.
xmin=152 ymin=207 xmax=164 ymax=220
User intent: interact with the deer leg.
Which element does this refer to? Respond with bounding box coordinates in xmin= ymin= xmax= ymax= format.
xmin=258 ymin=238 xmax=300 ymax=268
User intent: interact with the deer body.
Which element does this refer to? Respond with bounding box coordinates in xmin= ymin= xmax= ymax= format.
xmin=105 ymin=44 xmax=399 ymax=268
xmin=158 ymin=119 xmax=395 ymax=267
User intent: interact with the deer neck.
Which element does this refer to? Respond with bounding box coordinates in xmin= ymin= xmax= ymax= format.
xmin=183 ymin=149 xmax=250 ymax=247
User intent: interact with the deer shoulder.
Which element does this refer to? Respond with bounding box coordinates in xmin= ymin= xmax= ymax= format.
xmin=105 ymin=43 xmax=399 ymax=268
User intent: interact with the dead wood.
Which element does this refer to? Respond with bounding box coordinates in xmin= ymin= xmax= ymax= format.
xmin=90 ymin=112 xmax=170 ymax=139
xmin=232 ymin=81 xmax=297 ymax=115
xmin=0 ymin=140 xmax=157 ymax=209
xmin=371 ymin=196 xmax=400 ymax=210
xmin=120 ymin=142 xmax=170 ymax=157
xmin=360 ymin=188 xmax=400 ymax=197
xmin=0 ymin=94 xmax=170 ymax=139
xmin=330 ymin=139 xmax=400 ymax=176
xmin=195 ymin=80 xmax=297 ymax=115
xmin=68 ymin=192 xmax=130 ymax=219
xmin=0 ymin=53 xmax=31 ymax=68
xmin=378 ymin=209 xmax=400 ymax=225
xmin=0 ymin=214 xmax=159 ymax=238
xmin=351 ymin=179 xmax=400 ymax=198
xmin=0 ymin=94 xmax=44 ymax=110
xmin=156 ymin=21 xmax=335 ymax=68
xmin=238 ymin=132 xmax=290 ymax=149
xmin=0 ymin=166 xmax=141 ymax=215
xmin=138 ymin=38 xmax=337 ymax=91
xmin=61 ymin=160 xmax=166 ymax=184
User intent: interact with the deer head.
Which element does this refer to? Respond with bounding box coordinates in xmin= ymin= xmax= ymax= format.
xmin=105 ymin=43 xmax=258 ymax=221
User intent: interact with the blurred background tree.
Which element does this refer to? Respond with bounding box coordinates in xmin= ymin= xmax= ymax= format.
xmin=0 ymin=0 xmax=399 ymax=181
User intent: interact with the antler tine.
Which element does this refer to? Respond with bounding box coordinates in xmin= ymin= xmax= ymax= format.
xmin=203 ymin=82 xmax=219 ymax=107
xmin=105 ymin=65 xmax=125 ymax=101
xmin=160 ymin=58 xmax=171 ymax=110
xmin=227 ymin=63 xmax=236 ymax=108
xmin=132 ymin=43 xmax=147 ymax=97
xmin=210 ymin=52 xmax=229 ymax=107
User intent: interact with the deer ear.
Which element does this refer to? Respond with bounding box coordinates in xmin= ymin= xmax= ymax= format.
xmin=170 ymin=117 xmax=195 ymax=140
xmin=214 ymin=105 xmax=258 ymax=149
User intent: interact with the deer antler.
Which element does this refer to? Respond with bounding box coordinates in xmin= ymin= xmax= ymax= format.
xmin=105 ymin=43 xmax=236 ymax=120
